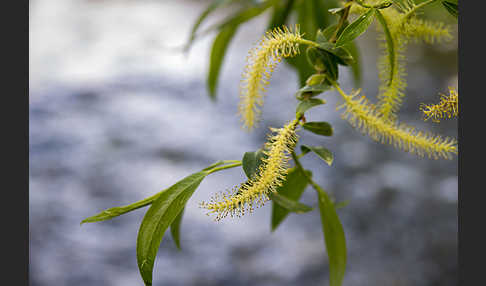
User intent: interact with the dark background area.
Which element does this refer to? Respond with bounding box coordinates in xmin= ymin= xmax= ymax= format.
xmin=29 ymin=1 xmax=457 ymax=285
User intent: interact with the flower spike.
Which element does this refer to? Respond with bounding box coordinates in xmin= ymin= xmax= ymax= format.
xmin=420 ymin=87 xmax=458 ymax=122
xmin=239 ymin=25 xmax=316 ymax=130
xmin=335 ymin=85 xmax=457 ymax=160
xmin=201 ymin=119 xmax=300 ymax=221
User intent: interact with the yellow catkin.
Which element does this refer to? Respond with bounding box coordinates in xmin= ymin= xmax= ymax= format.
xmin=376 ymin=7 xmax=408 ymax=122
xmin=335 ymin=85 xmax=457 ymax=160
xmin=239 ymin=25 xmax=313 ymax=130
xmin=349 ymin=3 xmax=452 ymax=122
xmin=400 ymin=18 xmax=452 ymax=44
xmin=200 ymin=119 xmax=299 ymax=221
xmin=420 ymin=87 xmax=458 ymax=122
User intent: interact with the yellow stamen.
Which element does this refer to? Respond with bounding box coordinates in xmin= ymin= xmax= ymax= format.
xmin=420 ymin=87 xmax=458 ymax=122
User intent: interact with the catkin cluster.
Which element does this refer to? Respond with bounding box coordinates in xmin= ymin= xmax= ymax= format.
xmin=350 ymin=3 xmax=453 ymax=122
xmin=200 ymin=119 xmax=299 ymax=221
xmin=336 ymin=86 xmax=457 ymax=160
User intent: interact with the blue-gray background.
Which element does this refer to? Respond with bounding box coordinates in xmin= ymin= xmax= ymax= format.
xmin=29 ymin=1 xmax=458 ymax=285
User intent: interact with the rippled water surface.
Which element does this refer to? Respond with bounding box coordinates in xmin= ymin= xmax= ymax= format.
xmin=30 ymin=1 xmax=458 ymax=285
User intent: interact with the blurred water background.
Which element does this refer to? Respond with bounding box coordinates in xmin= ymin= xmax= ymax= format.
xmin=29 ymin=0 xmax=458 ymax=285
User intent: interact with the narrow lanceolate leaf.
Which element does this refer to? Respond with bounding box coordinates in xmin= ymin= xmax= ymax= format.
xmin=271 ymin=167 xmax=312 ymax=231
xmin=302 ymin=121 xmax=333 ymax=136
xmin=296 ymin=98 xmax=326 ymax=117
xmin=375 ymin=10 xmax=395 ymax=87
xmin=170 ymin=207 xmax=185 ymax=250
xmin=184 ymin=0 xmax=235 ymax=51
xmin=81 ymin=161 xmax=241 ymax=225
xmin=269 ymin=193 xmax=313 ymax=213
xmin=208 ymin=25 xmax=238 ymax=100
xmin=81 ymin=192 xmax=160 ymax=224
xmin=321 ymin=22 xmax=348 ymax=42
xmin=207 ymin=1 xmax=275 ymax=100
xmin=300 ymin=145 xmax=334 ymax=166
xmin=217 ymin=0 xmax=276 ymax=29
xmin=267 ymin=0 xmax=295 ymax=30
xmin=335 ymin=8 xmax=376 ymax=48
xmin=441 ymin=1 xmax=458 ymax=18
xmin=316 ymin=188 xmax=347 ymax=286
xmin=335 ymin=200 xmax=350 ymax=209
xmin=137 ymin=171 xmax=208 ymax=286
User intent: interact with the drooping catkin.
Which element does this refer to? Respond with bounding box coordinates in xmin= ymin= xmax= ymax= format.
xmin=200 ymin=119 xmax=300 ymax=221
xmin=239 ymin=25 xmax=313 ymax=130
xmin=335 ymin=85 xmax=457 ymax=160
xmin=349 ymin=3 xmax=452 ymax=121
xmin=420 ymin=87 xmax=458 ymax=122
xmin=375 ymin=7 xmax=408 ymax=121
xmin=400 ymin=17 xmax=453 ymax=44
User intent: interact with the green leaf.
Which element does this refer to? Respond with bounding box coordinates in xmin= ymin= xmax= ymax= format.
xmin=319 ymin=24 xmax=362 ymax=86
xmin=202 ymin=160 xmax=229 ymax=171
xmin=295 ymin=83 xmax=331 ymax=100
xmin=300 ymin=145 xmax=312 ymax=156
xmin=441 ymin=1 xmax=458 ymax=18
xmin=170 ymin=207 xmax=184 ymax=250
xmin=300 ymin=145 xmax=334 ymax=166
xmin=184 ymin=0 xmax=236 ymax=51
xmin=374 ymin=10 xmax=395 ymax=88
xmin=324 ymin=48 xmax=354 ymax=66
xmin=137 ymin=171 xmax=208 ymax=286
xmin=302 ymin=121 xmax=334 ymax=136
xmin=217 ymin=1 xmax=275 ymax=29
xmin=207 ymin=1 xmax=275 ymax=100
xmin=271 ymin=168 xmax=312 ymax=231
xmin=315 ymin=29 xmax=354 ymax=66
xmin=335 ymin=8 xmax=376 ymax=48
xmin=299 ymin=0 xmax=318 ymax=41
xmin=320 ymin=51 xmax=339 ymax=81
xmin=306 ymin=47 xmax=339 ymax=80
xmin=207 ymin=25 xmax=238 ymax=100
xmin=317 ymin=42 xmax=354 ymax=66
xmin=316 ymin=188 xmax=347 ymax=286
xmin=269 ymin=193 xmax=313 ymax=213
xmin=305 ymin=74 xmax=326 ymax=86
xmin=335 ymin=200 xmax=350 ymax=209
xmin=296 ymin=98 xmax=326 ymax=117
xmin=267 ymin=0 xmax=295 ymax=29
xmin=305 ymin=47 xmax=326 ymax=72
xmin=81 ymin=193 xmax=160 ymax=225
xmin=321 ymin=21 xmax=349 ymax=41
xmin=242 ymin=149 xmax=267 ymax=179
xmin=81 ymin=161 xmax=241 ymax=225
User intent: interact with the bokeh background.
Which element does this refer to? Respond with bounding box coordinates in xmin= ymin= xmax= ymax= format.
xmin=29 ymin=0 xmax=458 ymax=285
